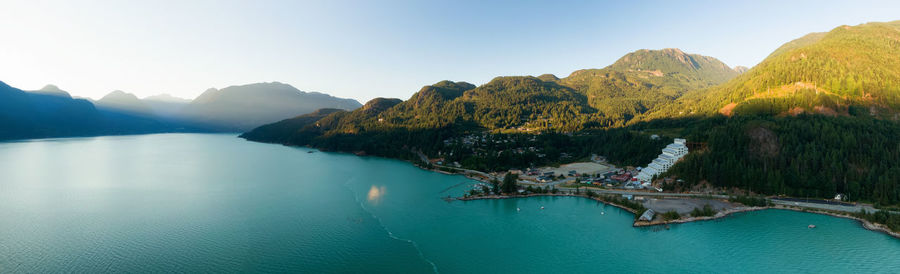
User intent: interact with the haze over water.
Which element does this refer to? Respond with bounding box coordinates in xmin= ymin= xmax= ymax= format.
xmin=1 ymin=134 xmax=898 ymax=273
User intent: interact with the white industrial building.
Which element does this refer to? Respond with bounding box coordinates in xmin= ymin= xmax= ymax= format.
xmin=635 ymin=138 xmax=688 ymax=183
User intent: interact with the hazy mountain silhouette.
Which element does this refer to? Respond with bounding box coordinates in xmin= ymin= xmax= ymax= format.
xmin=0 ymin=81 xmax=175 ymax=140
xmin=179 ymin=82 xmax=361 ymax=131
xmin=143 ymin=94 xmax=190 ymax=119
xmin=0 ymin=80 xmax=362 ymax=139
xmin=95 ymin=90 xmax=155 ymax=117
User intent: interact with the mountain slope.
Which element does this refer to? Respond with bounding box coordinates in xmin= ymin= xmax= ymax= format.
xmin=561 ymin=48 xmax=739 ymax=121
xmin=180 ymin=82 xmax=362 ymax=131
xmin=648 ymin=20 xmax=900 ymax=119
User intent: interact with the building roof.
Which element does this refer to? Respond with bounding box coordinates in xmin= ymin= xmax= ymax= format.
xmin=639 ymin=209 xmax=655 ymax=221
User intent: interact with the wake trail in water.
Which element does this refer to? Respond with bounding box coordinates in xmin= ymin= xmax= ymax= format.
xmin=341 ymin=177 xmax=440 ymax=274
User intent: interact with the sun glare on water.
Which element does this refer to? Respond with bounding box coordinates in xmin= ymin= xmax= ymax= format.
xmin=367 ymin=185 xmax=386 ymax=204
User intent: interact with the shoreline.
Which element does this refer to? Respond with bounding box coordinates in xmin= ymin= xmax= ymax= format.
xmin=773 ymin=205 xmax=900 ymax=239
xmin=285 ymin=145 xmax=900 ymax=240
xmin=457 ymin=193 xmax=900 ymax=239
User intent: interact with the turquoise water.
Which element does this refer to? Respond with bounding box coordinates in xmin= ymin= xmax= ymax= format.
xmin=1 ymin=134 xmax=898 ymax=273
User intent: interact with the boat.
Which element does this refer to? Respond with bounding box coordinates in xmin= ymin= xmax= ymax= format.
xmin=540 ymin=206 xmax=545 ymax=210
xmin=307 ymin=151 xmax=315 ymax=153
xmin=808 ymin=224 xmax=816 ymax=229
xmin=517 ymin=208 xmax=520 ymax=211
xmin=601 ymin=211 xmax=605 ymax=215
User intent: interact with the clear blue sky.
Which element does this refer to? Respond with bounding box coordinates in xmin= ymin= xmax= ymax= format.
xmin=1 ymin=0 xmax=898 ymax=103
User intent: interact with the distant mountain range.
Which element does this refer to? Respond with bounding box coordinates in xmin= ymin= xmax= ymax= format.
xmin=0 ymin=81 xmax=361 ymax=140
xmin=180 ymin=82 xmax=362 ymax=132
xmin=241 ymin=47 xmax=745 ymax=143
xmin=0 ymin=82 xmax=170 ymax=140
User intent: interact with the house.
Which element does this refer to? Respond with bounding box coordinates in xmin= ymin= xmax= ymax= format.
xmin=639 ymin=209 xmax=655 ymax=221
xmin=834 ymin=193 xmax=845 ymax=201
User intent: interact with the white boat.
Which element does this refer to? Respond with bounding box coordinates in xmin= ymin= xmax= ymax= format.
xmin=517 ymin=208 xmax=520 ymax=211
xmin=808 ymin=224 xmax=816 ymax=229
xmin=540 ymin=206 xmax=545 ymax=210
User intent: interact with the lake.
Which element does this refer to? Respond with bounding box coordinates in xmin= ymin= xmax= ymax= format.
xmin=1 ymin=133 xmax=898 ymax=273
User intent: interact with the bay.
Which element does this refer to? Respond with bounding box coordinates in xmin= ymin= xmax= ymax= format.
xmin=1 ymin=134 xmax=898 ymax=273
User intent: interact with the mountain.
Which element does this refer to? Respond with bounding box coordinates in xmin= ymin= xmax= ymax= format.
xmin=0 ymin=81 xmax=171 ymax=140
xmin=632 ymin=20 xmax=900 ymax=206
xmin=180 ymin=82 xmax=362 ymax=131
xmin=647 ymin=20 xmax=900 ymax=119
xmin=239 ymin=108 xmax=348 ymax=144
xmin=95 ymin=90 xmax=154 ymax=116
xmin=29 ymin=84 xmax=72 ymax=98
xmin=560 ymin=48 xmax=740 ymax=121
xmin=243 ymin=48 xmax=740 ymax=143
xmin=1 ymin=81 xmax=360 ymax=139
xmin=143 ymin=94 xmax=190 ymax=118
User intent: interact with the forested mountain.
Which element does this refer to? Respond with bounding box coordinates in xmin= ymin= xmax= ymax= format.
xmin=239 ymin=108 xmax=349 ymax=144
xmin=639 ymin=20 xmax=900 ymax=205
xmin=247 ymin=48 xmax=739 ymax=139
xmin=179 ymin=82 xmax=362 ymax=131
xmin=646 ymin=20 xmax=900 ymax=119
xmin=560 ymin=48 xmax=740 ymax=122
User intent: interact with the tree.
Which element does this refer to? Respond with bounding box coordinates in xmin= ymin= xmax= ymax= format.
xmin=490 ymin=178 xmax=500 ymax=194
xmin=502 ymin=173 xmax=519 ymax=194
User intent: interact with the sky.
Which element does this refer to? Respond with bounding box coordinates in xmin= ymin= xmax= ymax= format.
xmin=1 ymin=0 xmax=899 ymax=103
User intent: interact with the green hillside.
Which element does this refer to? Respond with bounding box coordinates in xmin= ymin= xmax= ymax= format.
xmin=648 ymin=20 xmax=900 ymax=119
xmin=238 ymin=108 xmax=347 ymax=144
xmin=562 ymin=48 xmax=738 ymax=122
